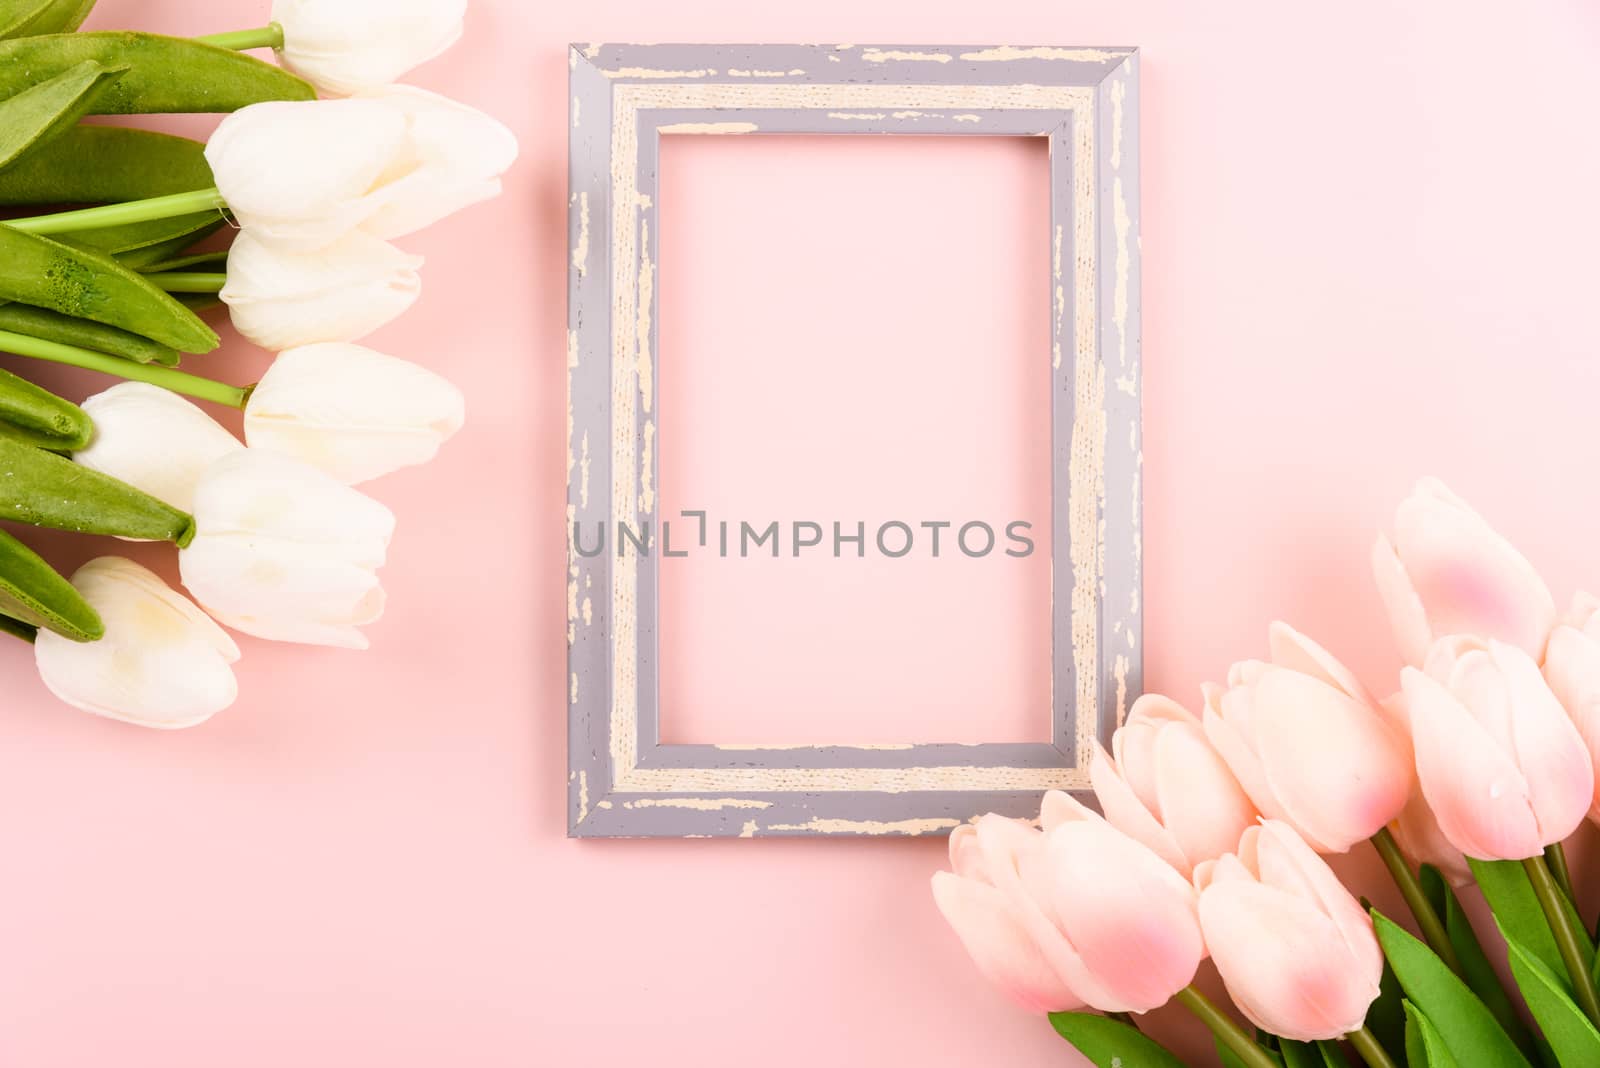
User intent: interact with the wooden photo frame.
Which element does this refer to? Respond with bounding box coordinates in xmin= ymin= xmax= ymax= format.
xmin=567 ymin=44 xmax=1141 ymax=838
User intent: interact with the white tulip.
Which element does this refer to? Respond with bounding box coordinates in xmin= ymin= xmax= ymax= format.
xmin=271 ymin=0 xmax=466 ymax=96
xmin=245 ymin=342 xmax=466 ymax=484
xmin=179 ymin=449 xmax=396 ymax=649
xmin=207 ymin=90 xmax=516 ymax=250
xmin=73 ymin=383 xmax=243 ymax=513
xmin=221 ymin=229 xmax=422 ymax=351
xmin=35 ymin=557 xmax=240 ymax=729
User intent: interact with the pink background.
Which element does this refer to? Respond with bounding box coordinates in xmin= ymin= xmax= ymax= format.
xmin=2 ymin=1 xmax=1599 ymax=1066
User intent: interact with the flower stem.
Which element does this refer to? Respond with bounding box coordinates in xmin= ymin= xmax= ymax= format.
xmin=194 ymin=25 xmax=285 ymax=51
xmin=1524 ymin=854 xmax=1600 ymax=1030
xmin=148 ymin=273 xmax=227 ymax=295
xmin=1346 ymin=1025 xmax=1400 ymax=1068
xmin=1371 ymin=828 xmax=1463 ymax=976
xmin=0 ymin=330 xmax=247 ymax=408
xmin=3 ymin=188 xmax=226 ymax=236
xmin=1173 ymin=986 xmax=1278 ymax=1068
xmin=1546 ymin=842 xmax=1579 ymax=908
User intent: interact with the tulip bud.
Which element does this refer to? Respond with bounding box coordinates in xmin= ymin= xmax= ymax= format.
xmin=1372 ymin=477 xmax=1556 ymax=666
xmin=1091 ymin=693 xmax=1258 ymax=878
xmin=73 ymin=383 xmax=243 ymax=513
xmin=34 ymin=557 xmax=240 ymax=729
xmin=1025 ymin=793 xmax=1206 ymax=1012
xmin=1203 ymin=622 xmax=1413 ymax=853
xmin=243 ymin=342 xmax=465 ymax=484
xmin=179 ymin=449 xmax=395 ymax=649
xmin=1405 ymin=635 xmax=1593 ymax=859
xmin=931 ymin=817 xmax=1083 ymax=1014
xmin=270 ymin=0 xmax=466 ymax=96
xmin=1196 ymin=822 xmax=1383 ymax=1041
xmin=221 ymin=230 xmax=422 ymax=351
xmin=207 ymin=91 xmax=514 ymax=251
xmin=1544 ymin=593 xmax=1600 ymax=821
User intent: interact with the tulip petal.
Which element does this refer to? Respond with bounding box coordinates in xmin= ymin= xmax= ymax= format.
xmin=1267 ymin=621 xmax=1373 ymax=704
xmin=1203 ymin=683 xmax=1288 ymax=828
xmin=34 ymin=557 xmax=239 ymax=728
xmin=1200 ymin=879 xmax=1379 ymax=1040
xmin=1036 ymin=821 xmax=1203 ymax=1013
xmin=1253 ymin=822 xmax=1383 ymax=982
xmin=74 ymin=383 xmax=244 ymax=513
xmin=1489 ymin=641 xmax=1593 ymax=843
xmin=1091 ymin=742 xmax=1188 ymax=874
xmin=207 ymin=98 xmax=408 ymax=250
xmin=1545 ymin=626 xmax=1600 ymax=817
xmin=1404 ymin=667 xmax=1542 ymax=859
xmin=930 ymin=872 xmax=1082 ymax=1014
xmin=1371 ymin=534 xmax=1433 ymax=667
xmin=1039 ymin=790 xmax=1094 ymax=831
xmin=245 ymin=342 xmax=466 ymax=485
xmin=1392 ymin=478 xmax=1557 ymax=661
xmin=272 ymin=0 xmax=467 ymax=95
xmin=222 ymin=230 xmax=423 ymax=351
xmin=1252 ymin=667 xmax=1412 ymax=851
xmin=1152 ymin=723 xmax=1258 ymax=870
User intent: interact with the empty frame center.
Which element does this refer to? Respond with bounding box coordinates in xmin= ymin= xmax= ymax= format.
xmin=655 ymin=134 xmax=1053 ymax=746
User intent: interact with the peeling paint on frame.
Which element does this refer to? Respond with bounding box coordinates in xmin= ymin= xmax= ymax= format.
xmin=567 ymin=44 xmax=1141 ymax=838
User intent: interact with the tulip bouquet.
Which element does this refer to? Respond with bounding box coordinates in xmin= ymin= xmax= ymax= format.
xmin=934 ymin=479 xmax=1600 ymax=1068
xmin=0 ymin=0 xmax=514 ymax=725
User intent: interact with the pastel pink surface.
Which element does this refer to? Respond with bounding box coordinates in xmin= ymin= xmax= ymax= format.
xmin=1 ymin=3 xmax=1598 ymax=1068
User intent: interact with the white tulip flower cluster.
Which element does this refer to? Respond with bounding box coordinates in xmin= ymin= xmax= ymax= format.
xmin=33 ymin=0 xmax=513 ymax=729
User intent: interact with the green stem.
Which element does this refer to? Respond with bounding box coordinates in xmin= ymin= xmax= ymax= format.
xmin=1547 ymin=842 xmax=1579 ymax=908
xmin=0 ymin=614 xmax=36 ymax=644
xmin=194 ymin=25 xmax=285 ymax=51
xmin=1524 ymin=854 xmax=1600 ymax=1030
xmin=1371 ymin=828 xmax=1463 ymax=976
xmin=149 ymin=273 xmax=227 ymax=295
xmin=3 ymin=188 xmax=226 ymax=236
xmin=1172 ymin=986 xmax=1278 ymax=1068
xmin=1346 ymin=1025 xmax=1400 ymax=1068
xmin=0 ymin=331 xmax=247 ymax=408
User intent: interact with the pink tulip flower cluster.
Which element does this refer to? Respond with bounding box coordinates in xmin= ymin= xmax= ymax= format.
xmin=933 ymin=477 xmax=1600 ymax=1050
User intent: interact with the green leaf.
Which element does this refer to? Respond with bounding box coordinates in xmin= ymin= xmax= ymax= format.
xmin=1404 ymin=1001 xmax=1463 ymax=1067
xmin=1508 ymin=936 xmax=1600 ymax=1067
xmin=1373 ymin=909 xmax=1533 ymax=1067
xmin=0 ymin=124 xmax=212 ymax=206
xmin=0 ymin=301 xmax=178 ymax=365
xmin=0 ymin=225 xmax=216 ymax=352
xmin=0 ymin=60 xmax=125 ymax=170
xmin=0 ymin=363 xmax=89 ymax=448
xmin=0 ymin=526 xmax=100 ymax=640
xmin=1048 ymin=1012 xmax=1188 ymax=1068
xmin=1421 ymin=863 xmax=1543 ymax=1058
xmin=0 ymin=0 xmax=96 ymax=38
xmin=1216 ymin=1036 xmax=1283 ymax=1068
xmin=0 ymin=31 xmax=313 ymax=114
xmin=1472 ymin=858 xmax=1596 ymax=981
xmin=0 ymin=435 xmax=192 ymax=544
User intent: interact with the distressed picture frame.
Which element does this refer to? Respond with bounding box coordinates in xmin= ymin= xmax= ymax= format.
xmin=567 ymin=44 xmax=1141 ymax=838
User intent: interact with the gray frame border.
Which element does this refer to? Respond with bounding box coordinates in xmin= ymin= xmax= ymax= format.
xmin=567 ymin=44 xmax=1141 ymax=838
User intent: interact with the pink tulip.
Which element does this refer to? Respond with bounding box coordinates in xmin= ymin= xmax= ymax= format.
xmin=1091 ymin=694 xmax=1258 ymax=878
xmin=930 ymin=793 xmax=1206 ymax=1015
xmin=1372 ymin=478 xmax=1556 ymax=666
xmin=1404 ymin=635 xmax=1593 ymax=860
xmin=1202 ymin=623 xmax=1413 ymax=853
xmin=930 ymin=816 xmax=1082 ymax=1014
xmin=1544 ymin=593 xmax=1600 ymax=821
xmin=1196 ymin=821 xmax=1383 ymax=1041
